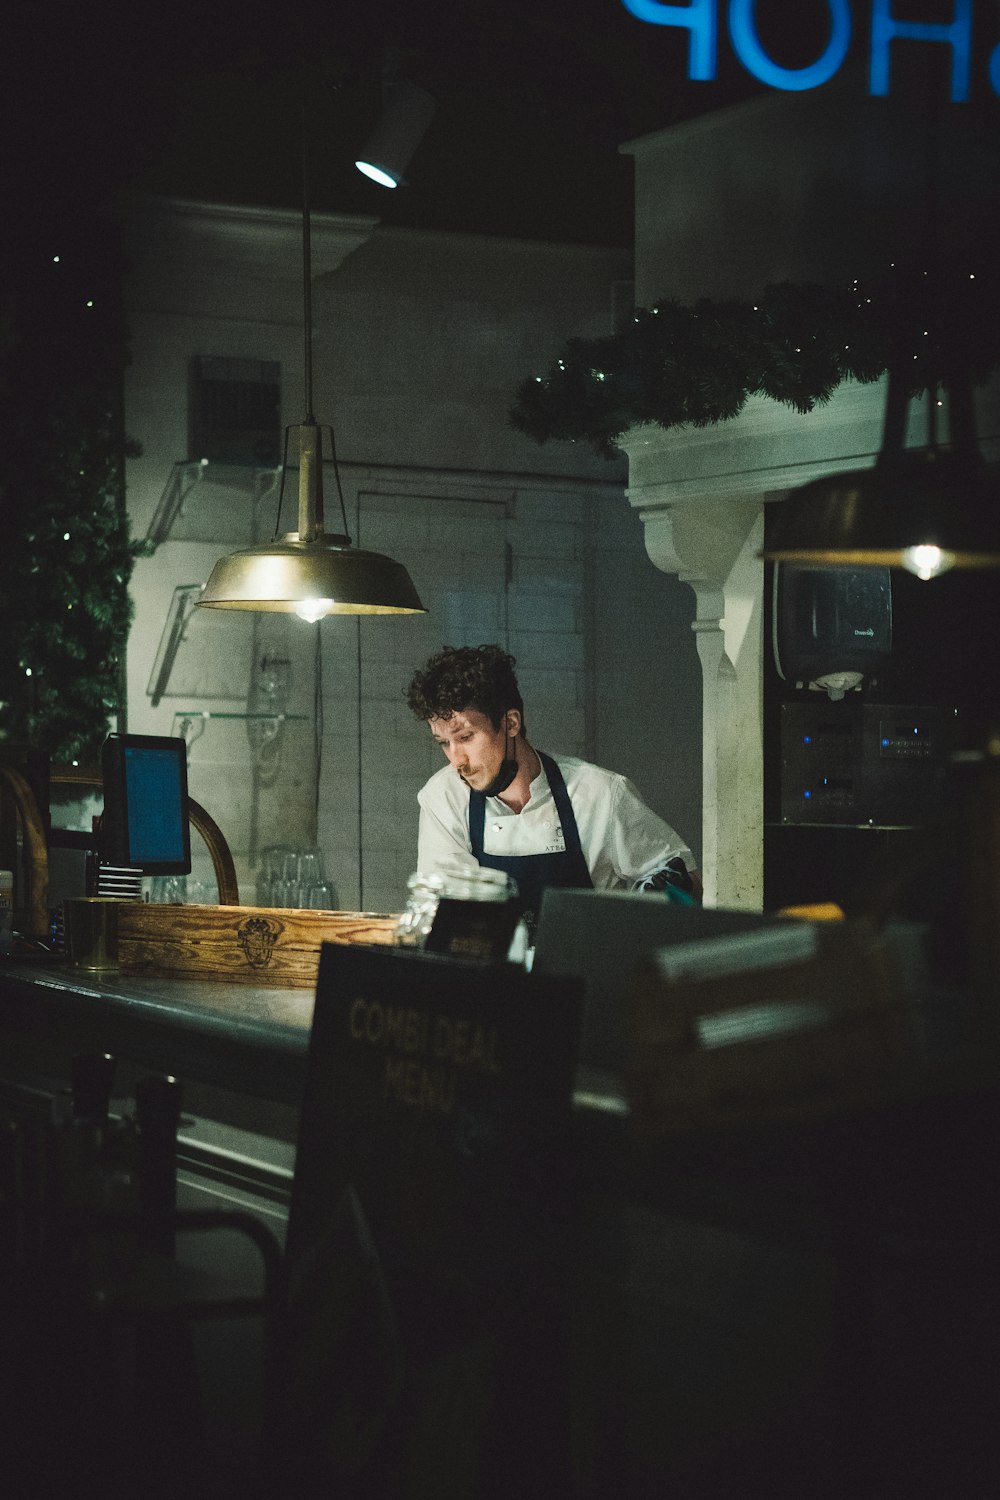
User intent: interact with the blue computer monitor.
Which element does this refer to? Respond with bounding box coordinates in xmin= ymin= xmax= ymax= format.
xmin=101 ymin=733 xmax=192 ymax=874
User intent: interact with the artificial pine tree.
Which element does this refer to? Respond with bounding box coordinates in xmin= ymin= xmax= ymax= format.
xmin=1 ymin=197 xmax=145 ymax=765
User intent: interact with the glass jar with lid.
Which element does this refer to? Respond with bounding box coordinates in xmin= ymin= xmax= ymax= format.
xmin=394 ymin=863 xmax=518 ymax=947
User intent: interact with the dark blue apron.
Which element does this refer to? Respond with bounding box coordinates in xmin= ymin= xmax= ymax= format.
xmin=468 ymin=751 xmax=593 ymax=918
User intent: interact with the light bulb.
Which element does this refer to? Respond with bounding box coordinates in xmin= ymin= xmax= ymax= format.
xmin=294 ymin=597 xmax=335 ymax=623
xmin=901 ymin=544 xmax=956 ymax=582
xmin=355 ymin=160 xmax=398 ymax=188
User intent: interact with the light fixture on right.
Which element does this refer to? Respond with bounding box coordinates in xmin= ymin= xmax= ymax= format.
xmin=764 ymin=367 xmax=1000 ymax=581
xmin=355 ymin=80 xmax=437 ymax=189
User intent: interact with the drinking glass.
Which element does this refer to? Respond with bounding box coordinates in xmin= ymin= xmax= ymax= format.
xmin=153 ymin=875 xmax=186 ymax=904
xmin=306 ymin=882 xmax=335 ymax=910
xmin=261 ymin=845 xmax=293 ymax=879
xmin=298 ymin=850 xmax=324 ymax=889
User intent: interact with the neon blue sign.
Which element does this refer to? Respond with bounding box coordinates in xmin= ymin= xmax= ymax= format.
xmin=620 ymin=1 xmax=989 ymax=102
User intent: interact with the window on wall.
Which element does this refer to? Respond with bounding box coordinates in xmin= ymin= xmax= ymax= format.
xmin=189 ymin=355 xmax=281 ymax=466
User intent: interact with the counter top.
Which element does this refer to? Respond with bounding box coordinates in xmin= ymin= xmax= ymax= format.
xmin=0 ymin=957 xmax=630 ymax=1120
xmin=0 ymin=956 xmax=316 ymax=1105
xmin=1 ymin=955 xmax=314 ymax=1032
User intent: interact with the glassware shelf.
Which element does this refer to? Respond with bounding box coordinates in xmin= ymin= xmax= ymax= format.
xmin=145 ymin=459 xmax=282 ymax=545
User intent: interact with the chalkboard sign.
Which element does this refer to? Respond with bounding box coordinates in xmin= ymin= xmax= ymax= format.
xmin=424 ymin=896 xmax=523 ymax=961
xmin=280 ymin=944 xmax=584 ymax=1497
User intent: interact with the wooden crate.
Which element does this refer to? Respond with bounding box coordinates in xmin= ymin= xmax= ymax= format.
xmin=117 ymin=903 xmax=398 ymax=987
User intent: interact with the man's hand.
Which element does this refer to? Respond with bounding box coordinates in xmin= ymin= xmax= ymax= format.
xmin=637 ymin=856 xmax=701 ymax=902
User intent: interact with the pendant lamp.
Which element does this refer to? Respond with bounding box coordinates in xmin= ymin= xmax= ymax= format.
xmin=198 ymin=114 xmax=426 ymax=620
xmin=764 ymin=363 xmax=1000 ymax=581
xmin=767 ymin=62 xmax=1000 ymax=585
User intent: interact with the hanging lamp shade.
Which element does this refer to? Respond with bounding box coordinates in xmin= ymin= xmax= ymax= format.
xmin=196 ymin=99 xmax=426 ymax=621
xmin=197 ymin=536 xmax=426 ymax=617
xmin=765 ymin=448 xmax=1000 ymax=580
xmin=198 ymin=422 xmax=425 ymax=619
xmin=764 ymin=369 xmax=1000 ymax=581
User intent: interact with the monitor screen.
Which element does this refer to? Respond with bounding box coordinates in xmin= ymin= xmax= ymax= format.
xmin=101 ymin=733 xmax=191 ymax=874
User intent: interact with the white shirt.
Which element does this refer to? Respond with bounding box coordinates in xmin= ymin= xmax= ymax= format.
xmin=416 ymin=752 xmax=695 ymax=891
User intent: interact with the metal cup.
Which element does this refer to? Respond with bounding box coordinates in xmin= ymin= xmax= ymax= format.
xmin=64 ymin=897 xmax=121 ymax=973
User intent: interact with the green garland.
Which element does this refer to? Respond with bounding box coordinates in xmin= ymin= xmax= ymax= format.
xmin=510 ymin=264 xmax=1000 ymax=459
xmin=0 ymin=206 xmax=147 ymax=764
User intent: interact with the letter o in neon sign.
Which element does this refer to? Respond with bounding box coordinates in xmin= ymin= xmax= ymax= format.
xmin=729 ymin=0 xmax=852 ymax=91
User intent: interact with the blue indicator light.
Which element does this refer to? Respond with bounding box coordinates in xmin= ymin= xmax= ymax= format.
xmin=882 ymin=738 xmax=889 ymax=746
xmin=803 ymin=790 xmax=812 ymax=799
xmin=803 ymin=735 xmax=811 ymax=745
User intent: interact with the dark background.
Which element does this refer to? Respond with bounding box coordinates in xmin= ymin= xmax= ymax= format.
xmin=2 ymin=0 xmax=886 ymax=536
xmin=6 ymin=0 xmax=957 ymax=246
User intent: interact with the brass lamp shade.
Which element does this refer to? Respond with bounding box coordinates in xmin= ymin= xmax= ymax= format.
xmin=765 ymin=449 xmax=1000 ymax=575
xmin=198 ymin=531 xmax=426 ymax=615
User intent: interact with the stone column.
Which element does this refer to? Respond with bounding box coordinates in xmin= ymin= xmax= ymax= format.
xmin=630 ymin=482 xmax=765 ymax=910
xmin=618 ymin=383 xmax=913 ymax=910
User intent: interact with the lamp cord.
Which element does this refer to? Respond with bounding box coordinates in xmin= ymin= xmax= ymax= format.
xmin=301 ymin=103 xmax=314 ymax=424
xmin=273 ymin=424 xmax=291 ymax=540
xmin=356 ymin=488 xmax=363 ymax=909
xmin=270 ymin=111 xmax=353 ymax=542
xmin=314 ymin=624 xmax=323 ymax=832
xmin=324 ymin=422 xmax=352 ymax=539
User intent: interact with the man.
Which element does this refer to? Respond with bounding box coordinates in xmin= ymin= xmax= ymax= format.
xmin=405 ymin=644 xmax=700 ymax=922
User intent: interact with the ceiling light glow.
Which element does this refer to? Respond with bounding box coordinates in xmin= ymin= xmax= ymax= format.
xmin=355 ymin=160 xmax=399 ymax=188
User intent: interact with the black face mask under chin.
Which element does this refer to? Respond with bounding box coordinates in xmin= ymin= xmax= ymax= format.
xmin=480 ymin=723 xmax=517 ymax=797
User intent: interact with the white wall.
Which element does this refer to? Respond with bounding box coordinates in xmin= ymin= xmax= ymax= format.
xmin=122 ymin=197 xmax=702 ymax=913
xmin=589 ymin=496 xmax=702 ymax=864
xmin=623 ymin=66 xmax=1000 ymax=306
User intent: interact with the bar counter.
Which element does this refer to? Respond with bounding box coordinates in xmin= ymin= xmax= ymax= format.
xmin=0 ymin=951 xmax=630 ymax=1120
xmin=4 ymin=948 xmax=1000 ymax=1495
xmin=1 ymin=955 xmax=315 ymax=1108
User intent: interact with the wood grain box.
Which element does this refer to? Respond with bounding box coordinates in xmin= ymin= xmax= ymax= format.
xmin=117 ymin=903 xmax=398 ymax=987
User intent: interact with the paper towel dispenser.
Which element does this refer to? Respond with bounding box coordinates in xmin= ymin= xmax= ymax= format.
xmin=773 ymin=564 xmax=892 ymax=700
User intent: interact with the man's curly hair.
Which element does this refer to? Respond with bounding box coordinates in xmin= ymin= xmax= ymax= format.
xmin=406 ymin=644 xmax=525 ymax=732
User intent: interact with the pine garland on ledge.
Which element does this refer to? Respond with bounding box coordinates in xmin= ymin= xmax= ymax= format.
xmin=509 ymin=263 xmax=1000 ymax=459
